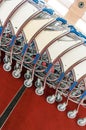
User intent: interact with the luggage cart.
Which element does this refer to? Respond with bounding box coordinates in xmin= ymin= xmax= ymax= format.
xmin=57 ymin=60 xmax=86 ymax=126
xmin=35 ymin=33 xmax=83 ymax=96
xmin=1 ymin=1 xmax=40 ymax=71
xmin=0 ymin=0 xmax=26 ymax=60
xmin=23 ymin=22 xmax=69 ymax=87
xmin=45 ymin=42 xmax=86 ymax=101
xmin=1 ymin=1 xmax=56 ymax=75
xmin=11 ymin=9 xmax=57 ymax=78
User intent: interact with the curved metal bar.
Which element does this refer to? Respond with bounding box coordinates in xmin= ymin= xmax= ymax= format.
xmin=26 ymin=19 xmax=56 ymax=44
xmin=54 ymin=60 xmax=86 ymax=97
xmin=31 ymin=29 xmax=70 ymax=79
xmin=0 ymin=0 xmax=27 ymax=39
xmin=42 ymin=41 xmax=83 ymax=86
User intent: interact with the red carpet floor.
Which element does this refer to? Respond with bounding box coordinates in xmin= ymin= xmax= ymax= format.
xmin=0 ymin=63 xmax=86 ymax=130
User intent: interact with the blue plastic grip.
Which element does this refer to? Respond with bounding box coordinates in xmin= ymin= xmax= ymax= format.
xmin=21 ymin=44 xmax=28 ymax=56
xmin=69 ymin=81 xmax=78 ymax=91
xmin=33 ymin=0 xmax=39 ymax=4
xmin=42 ymin=8 xmax=54 ymax=15
xmin=45 ymin=63 xmax=53 ymax=73
xmin=57 ymin=72 xmax=65 ymax=83
xmin=33 ymin=53 xmax=40 ymax=64
xmin=0 ymin=26 xmax=3 ymax=36
xmin=68 ymin=25 xmax=86 ymax=40
xmin=56 ymin=17 xmax=67 ymax=24
xmin=9 ymin=35 xmax=16 ymax=47
xmin=80 ymin=91 xmax=86 ymax=99
xmin=68 ymin=25 xmax=77 ymax=33
xmin=76 ymin=31 xmax=86 ymax=39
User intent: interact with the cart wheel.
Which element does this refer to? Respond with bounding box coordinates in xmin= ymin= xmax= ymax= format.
xmin=24 ymin=79 xmax=32 ymax=88
xmin=46 ymin=95 xmax=55 ymax=104
xmin=3 ymin=63 xmax=11 ymax=72
xmin=67 ymin=110 xmax=77 ymax=119
xmin=77 ymin=118 xmax=86 ymax=126
xmin=35 ymin=87 xmax=44 ymax=96
xmin=24 ymin=73 xmax=31 ymax=79
xmin=12 ymin=70 xmax=21 ymax=78
xmin=57 ymin=103 xmax=67 ymax=111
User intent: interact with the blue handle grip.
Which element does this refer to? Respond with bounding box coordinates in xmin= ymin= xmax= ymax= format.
xmin=56 ymin=17 xmax=67 ymax=24
xmin=68 ymin=25 xmax=86 ymax=40
xmin=57 ymin=72 xmax=65 ymax=83
xmin=68 ymin=25 xmax=77 ymax=34
xmin=0 ymin=26 xmax=3 ymax=36
xmin=33 ymin=0 xmax=39 ymax=4
xmin=33 ymin=53 xmax=40 ymax=64
xmin=42 ymin=8 xmax=54 ymax=15
xmin=76 ymin=31 xmax=86 ymax=39
xmin=21 ymin=44 xmax=28 ymax=56
xmin=45 ymin=63 xmax=53 ymax=73
xmin=80 ymin=91 xmax=86 ymax=99
xmin=69 ymin=81 xmax=78 ymax=91
xmin=9 ymin=35 xmax=16 ymax=47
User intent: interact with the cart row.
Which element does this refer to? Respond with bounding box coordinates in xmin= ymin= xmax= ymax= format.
xmin=0 ymin=0 xmax=86 ymax=126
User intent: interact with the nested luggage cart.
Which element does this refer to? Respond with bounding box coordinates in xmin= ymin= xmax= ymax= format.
xmin=34 ymin=33 xmax=82 ymax=95
xmin=46 ymin=44 xmax=86 ymax=101
xmin=1 ymin=0 xmax=39 ymax=70
xmin=0 ymin=0 xmax=57 ymax=76
xmin=21 ymin=17 xmax=68 ymax=86
xmin=0 ymin=0 xmax=26 ymax=59
xmin=58 ymin=60 xmax=86 ymax=126
xmin=0 ymin=0 xmax=86 ymax=127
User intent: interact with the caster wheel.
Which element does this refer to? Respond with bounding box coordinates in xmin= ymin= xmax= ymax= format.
xmin=77 ymin=118 xmax=86 ymax=126
xmin=46 ymin=95 xmax=55 ymax=104
xmin=24 ymin=79 xmax=32 ymax=88
xmin=3 ymin=63 xmax=11 ymax=72
xmin=12 ymin=70 xmax=21 ymax=78
xmin=57 ymin=103 xmax=67 ymax=112
xmin=3 ymin=57 xmax=9 ymax=63
xmin=24 ymin=73 xmax=31 ymax=79
xmin=67 ymin=110 xmax=77 ymax=119
xmin=35 ymin=81 xmax=42 ymax=88
xmin=56 ymin=93 xmax=63 ymax=102
xmin=35 ymin=87 xmax=44 ymax=96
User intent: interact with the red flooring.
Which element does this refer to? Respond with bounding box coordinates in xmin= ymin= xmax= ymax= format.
xmin=0 ymin=63 xmax=86 ymax=130
xmin=0 ymin=63 xmax=23 ymax=115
